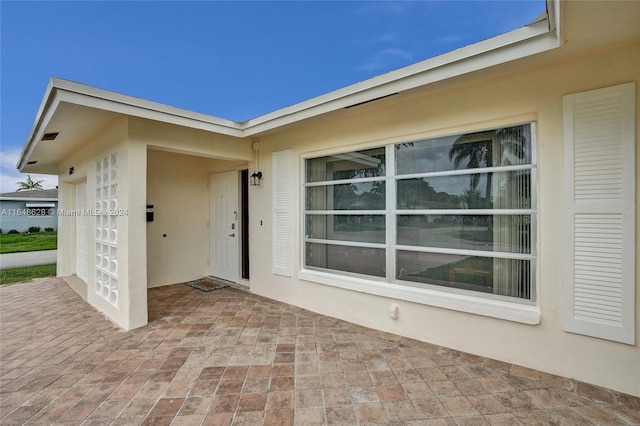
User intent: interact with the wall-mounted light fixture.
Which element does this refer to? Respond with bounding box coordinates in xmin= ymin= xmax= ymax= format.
xmin=250 ymin=171 xmax=263 ymax=186
xmin=250 ymin=140 xmax=263 ymax=186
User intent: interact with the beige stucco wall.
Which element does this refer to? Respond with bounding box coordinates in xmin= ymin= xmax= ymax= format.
xmin=248 ymin=41 xmax=640 ymax=396
xmin=57 ymin=116 xmax=254 ymax=327
xmin=52 ymin=39 xmax=638 ymax=395
xmin=129 ymin=117 xmax=253 ymax=161
xmin=129 ymin=118 xmax=253 ymax=287
xmin=146 ymin=149 xmax=247 ymax=287
xmin=57 ymin=116 xmax=148 ymax=330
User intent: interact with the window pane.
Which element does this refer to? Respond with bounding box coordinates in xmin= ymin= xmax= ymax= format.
xmin=397 ymin=215 xmax=531 ymax=254
xmin=396 ymin=251 xmax=531 ymax=299
xmin=306 ymin=243 xmax=386 ymax=277
xmin=306 ymin=148 xmax=386 ymax=182
xmin=396 ymin=170 xmax=531 ymax=209
xmin=396 ymin=124 xmax=531 ymax=175
xmin=306 ymin=182 xmax=386 ymax=210
xmin=306 ymin=215 xmax=385 ymax=244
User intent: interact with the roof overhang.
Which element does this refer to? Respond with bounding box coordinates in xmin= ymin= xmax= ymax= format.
xmin=17 ymin=78 xmax=246 ymax=173
xmin=19 ymin=1 xmax=564 ymax=173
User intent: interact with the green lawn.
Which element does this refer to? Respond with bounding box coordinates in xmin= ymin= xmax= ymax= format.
xmin=0 ymin=263 xmax=56 ymax=286
xmin=0 ymin=232 xmax=57 ymax=254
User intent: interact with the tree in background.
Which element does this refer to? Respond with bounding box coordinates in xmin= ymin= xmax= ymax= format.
xmin=16 ymin=175 xmax=44 ymax=191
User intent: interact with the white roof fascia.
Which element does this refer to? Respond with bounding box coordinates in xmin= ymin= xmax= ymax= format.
xmin=547 ymin=0 xmax=560 ymax=36
xmin=17 ymin=80 xmax=58 ymax=171
xmin=242 ymin=12 xmax=561 ymax=136
xmin=50 ymin=78 xmax=243 ymax=136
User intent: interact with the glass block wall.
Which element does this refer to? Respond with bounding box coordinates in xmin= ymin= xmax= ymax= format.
xmin=95 ymin=152 xmax=118 ymax=306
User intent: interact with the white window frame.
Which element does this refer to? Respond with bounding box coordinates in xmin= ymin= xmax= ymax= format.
xmin=299 ymin=123 xmax=540 ymax=324
xmin=25 ymin=203 xmax=56 ymax=216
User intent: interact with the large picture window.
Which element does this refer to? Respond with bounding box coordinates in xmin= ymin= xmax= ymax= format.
xmin=303 ymin=123 xmax=536 ymax=302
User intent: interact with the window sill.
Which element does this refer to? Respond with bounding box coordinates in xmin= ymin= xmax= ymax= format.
xmin=298 ymin=269 xmax=540 ymax=325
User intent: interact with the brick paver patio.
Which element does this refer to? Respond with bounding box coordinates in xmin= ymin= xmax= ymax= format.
xmin=1 ymin=278 xmax=638 ymax=425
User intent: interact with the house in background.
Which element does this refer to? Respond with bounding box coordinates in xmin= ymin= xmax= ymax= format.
xmin=15 ymin=1 xmax=640 ymax=397
xmin=0 ymin=188 xmax=58 ymax=233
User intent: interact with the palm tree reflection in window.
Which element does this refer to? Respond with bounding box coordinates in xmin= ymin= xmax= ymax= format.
xmin=448 ymin=125 xmax=532 ymax=298
xmin=448 ymin=127 xmax=528 ymax=209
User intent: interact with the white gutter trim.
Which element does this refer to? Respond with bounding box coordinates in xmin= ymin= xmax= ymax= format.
xmin=50 ymin=78 xmax=243 ymax=133
xmin=55 ymin=88 xmax=246 ymax=137
xmin=17 ymin=80 xmax=57 ymax=171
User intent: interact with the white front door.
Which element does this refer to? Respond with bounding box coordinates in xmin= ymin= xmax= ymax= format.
xmin=210 ymin=171 xmax=238 ymax=282
xmin=75 ymin=181 xmax=88 ymax=282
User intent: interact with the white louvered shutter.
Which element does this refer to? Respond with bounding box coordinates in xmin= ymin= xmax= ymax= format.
xmin=272 ymin=150 xmax=292 ymax=276
xmin=563 ymin=83 xmax=635 ymax=344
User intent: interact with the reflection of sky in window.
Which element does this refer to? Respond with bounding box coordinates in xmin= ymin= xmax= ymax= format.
xmin=428 ymin=175 xmax=488 ymax=196
xmin=396 ymin=135 xmax=492 ymax=196
xmin=396 ymin=125 xmax=531 ymax=179
xmin=396 ymin=136 xmax=458 ymax=174
xmin=352 ymin=182 xmax=377 ymax=195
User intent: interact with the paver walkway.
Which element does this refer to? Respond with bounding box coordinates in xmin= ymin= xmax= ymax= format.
xmin=1 ymin=277 xmax=638 ymax=425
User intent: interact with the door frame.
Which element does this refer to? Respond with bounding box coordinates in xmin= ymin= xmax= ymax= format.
xmin=75 ymin=179 xmax=88 ymax=282
xmin=240 ymin=169 xmax=250 ymax=282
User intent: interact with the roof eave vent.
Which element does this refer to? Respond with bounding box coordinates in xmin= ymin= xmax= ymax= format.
xmin=41 ymin=132 xmax=59 ymax=141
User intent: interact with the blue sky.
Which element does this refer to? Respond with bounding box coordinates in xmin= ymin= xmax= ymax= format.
xmin=0 ymin=1 xmax=544 ymax=193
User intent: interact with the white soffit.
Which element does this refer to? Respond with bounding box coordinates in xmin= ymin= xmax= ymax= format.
xmin=18 ymin=0 xmax=560 ymax=171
